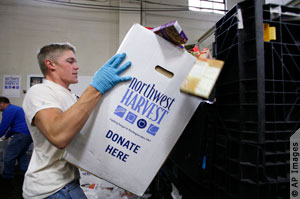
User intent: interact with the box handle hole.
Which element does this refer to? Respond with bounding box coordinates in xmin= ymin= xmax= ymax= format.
xmin=155 ymin=65 xmax=174 ymax=78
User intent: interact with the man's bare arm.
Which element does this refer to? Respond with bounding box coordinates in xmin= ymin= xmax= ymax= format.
xmin=34 ymin=85 xmax=101 ymax=149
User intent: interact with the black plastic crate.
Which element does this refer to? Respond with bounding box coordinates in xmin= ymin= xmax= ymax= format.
xmin=214 ymin=186 xmax=233 ymax=199
xmin=214 ymin=165 xmax=227 ymax=185
xmin=239 ymin=162 xmax=265 ymax=183
xmin=215 ymin=5 xmax=239 ymax=53
xmin=215 ymin=44 xmax=240 ymax=84
xmin=212 ymin=1 xmax=299 ymax=198
xmin=214 ymin=0 xmax=300 ymax=137
xmin=215 ymin=173 xmax=289 ymax=199
xmin=239 ymin=180 xmax=289 ymax=199
xmin=265 ymin=128 xmax=295 ymax=142
xmin=216 ymin=105 xmax=259 ymax=123
xmin=237 ymin=143 xmax=265 ymax=166
xmin=214 ymin=175 xmax=289 ymax=199
xmin=217 ymin=125 xmax=263 ymax=143
xmin=161 ymin=103 xmax=217 ymax=198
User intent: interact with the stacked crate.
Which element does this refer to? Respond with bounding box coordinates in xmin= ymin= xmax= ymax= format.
xmin=214 ymin=1 xmax=300 ymax=199
xmin=163 ymin=102 xmax=217 ymax=199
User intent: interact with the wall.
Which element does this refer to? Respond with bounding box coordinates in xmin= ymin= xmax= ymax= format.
xmin=0 ymin=0 xmax=228 ymax=106
xmin=265 ymin=0 xmax=293 ymax=4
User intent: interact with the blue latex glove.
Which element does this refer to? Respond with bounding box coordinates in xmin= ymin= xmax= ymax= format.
xmin=90 ymin=53 xmax=132 ymax=94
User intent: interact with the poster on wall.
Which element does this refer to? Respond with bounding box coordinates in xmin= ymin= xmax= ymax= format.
xmin=2 ymin=75 xmax=21 ymax=98
xmin=26 ymin=74 xmax=45 ymax=91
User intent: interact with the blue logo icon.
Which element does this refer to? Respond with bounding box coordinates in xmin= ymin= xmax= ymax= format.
xmin=114 ymin=105 xmax=127 ymax=118
xmin=137 ymin=119 xmax=147 ymax=129
xmin=125 ymin=112 xmax=137 ymax=124
xmin=147 ymin=124 xmax=159 ymax=136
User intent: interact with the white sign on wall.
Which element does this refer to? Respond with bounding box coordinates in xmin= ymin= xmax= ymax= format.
xmin=2 ymin=75 xmax=21 ymax=98
xmin=26 ymin=74 xmax=45 ymax=91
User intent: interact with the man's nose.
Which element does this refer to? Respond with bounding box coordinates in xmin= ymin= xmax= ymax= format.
xmin=74 ymin=63 xmax=79 ymax=70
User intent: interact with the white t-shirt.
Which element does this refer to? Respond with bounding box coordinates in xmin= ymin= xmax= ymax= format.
xmin=22 ymin=80 xmax=80 ymax=199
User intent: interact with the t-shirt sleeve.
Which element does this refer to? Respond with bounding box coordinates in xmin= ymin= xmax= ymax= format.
xmin=23 ymin=84 xmax=63 ymax=125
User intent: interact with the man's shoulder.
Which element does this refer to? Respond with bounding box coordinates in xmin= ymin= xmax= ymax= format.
xmin=23 ymin=83 xmax=54 ymax=106
xmin=24 ymin=81 xmax=62 ymax=106
xmin=27 ymin=82 xmax=52 ymax=94
xmin=5 ymin=104 xmax=22 ymax=113
xmin=9 ymin=104 xmax=21 ymax=109
xmin=29 ymin=81 xmax=47 ymax=89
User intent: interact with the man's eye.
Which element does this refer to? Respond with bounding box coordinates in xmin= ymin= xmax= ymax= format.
xmin=66 ymin=57 xmax=76 ymax=64
xmin=67 ymin=60 xmax=76 ymax=64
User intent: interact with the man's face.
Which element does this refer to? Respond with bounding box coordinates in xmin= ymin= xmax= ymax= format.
xmin=53 ymin=50 xmax=79 ymax=88
xmin=0 ymin=102 xmax=5 ymax=112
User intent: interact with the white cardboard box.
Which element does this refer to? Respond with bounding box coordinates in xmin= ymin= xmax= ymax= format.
xmin=63 ymin=24 xmax=202 ymax=196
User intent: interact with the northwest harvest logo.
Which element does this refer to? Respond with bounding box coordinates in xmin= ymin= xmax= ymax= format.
xmin=114 ymin=77 xmax=175 ymax=136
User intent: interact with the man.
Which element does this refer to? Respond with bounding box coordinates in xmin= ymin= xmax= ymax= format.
xmin=0 ymin=96 xmax=32 ymax=185
xmin=22 ymin=43 xmax=131 ymax=199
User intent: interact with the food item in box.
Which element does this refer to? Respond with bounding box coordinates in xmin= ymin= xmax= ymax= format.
xmin=199 ymin=48 xmax=212 ymax=59
xmin=152 ymin=20 xmax=188 ymax=45
xmin=180 ymin=58 xmax=224 ymax=99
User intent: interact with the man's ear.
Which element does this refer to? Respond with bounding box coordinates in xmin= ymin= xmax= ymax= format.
xmin=45 ymin=60 xmax=55 ymax=70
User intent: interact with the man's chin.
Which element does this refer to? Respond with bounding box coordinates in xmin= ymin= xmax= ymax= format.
xmin=71 ymin=80 xmax=78 ymax=84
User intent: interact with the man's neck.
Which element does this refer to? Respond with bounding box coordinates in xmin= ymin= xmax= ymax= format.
xmin=46 ymin=76 xmax=70 ymax=90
